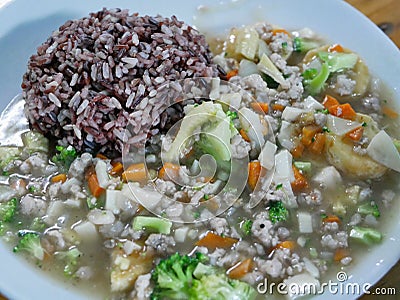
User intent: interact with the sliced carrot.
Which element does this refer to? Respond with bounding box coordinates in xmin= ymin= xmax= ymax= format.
xmin=334 ymin=248 xmax=350 ymax=262
xmin=240 ymin=129 xmax=251 ymax=142
xmin=109 ymin=162 xmax=124 ymax=176
xmin=308 ymin=133 xmax=326 ymax=155
xmin=122 ymin=163 xmax=147 ymax=183
xmin=322 ymin=95 xmax=340 ymax=109
xmin=323 ymin=215 xmax=341 ymax=224
xmin=226 ymin=69 xmax=239 ymax=80
xmin=250 ymin=102 xmax=269 ymax=114
xmin=329 ymin=103 xmax=356 ymax=120
xmin=96 ymin=153 xmax=108 ymax=160
xmin=227 ymin=258 xmax=253 ymax=279
xmin=291 ymin=142 xmax=305 ymax=159
xmin=291 ymin=165 xmax=309 ymax=192
xmin=301 ymin=125 xmax=321 ymax=146
xmin=328 ymin=44 xmax=344 ymax=53
xmin=382 ymin=105 xmax=399 ymax=119
xmin=275 ymin=240 xmax=296 ymax=250
xmin=195 ymin=232 xmax=238 ymax=250
xmin=248 ymin=161 xmax=261 ymax=191
xmin=271 ymin=103 xmax=285 ymax=111
xmin=345 ymin=126 xmax=364 ymax=142
xmin=272 ymin=28 xmax=290 ymax=36
xmin=51 ymin=173 xmax=67 ymax=183
xmin=88 ymin=173 xmax=105 ymax=197
xmin=158 ymin=162 xmax=180 ymax=181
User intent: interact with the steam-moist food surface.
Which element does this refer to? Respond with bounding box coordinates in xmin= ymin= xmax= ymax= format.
xmin=1 ymin=8 xmax=400 ymax=300
xmin=22 ymin=8 xmax=219 ymax=154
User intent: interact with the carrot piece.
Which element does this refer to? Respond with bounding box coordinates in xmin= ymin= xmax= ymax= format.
xmin=51 ymin=173 xmax=67 ymax=183
xmin=122 ymin=163 xmax=147 ymax=183
xmin=382 ymin=105 xmax=399 ymax=119
xmin=272 ymin=28 xmax=290 ymax=36
xmin=250 ymin=102 xmax=269 ymax=114
xmin=109 ymin=162 xmax=124 ymax=176
xmin=271 ymin=103 xmax=285 ymax=111
xmin=334 ymin=248 xmax=350 ymax=262
xmin=291 ymin=142 xmax=305 ymax=159
xmin=248 ymin=161 xmax=261 ymax=190
xmin=158 ymin=162 xmax=180 ymax=180
xmin=346 ymin=126 xmax=364 ymax=142
xmin=88 ymin=173 xmax=105 ymax=197
xmin=323 ymin=215 xmax=341 ymax=224
xmin=96 ymin=153 xmax=108 ymax=160
xmin=308 ymin=133 xmax=326 ymax=155
xmin=301 ymin=125 xmax=321 ymax=146
xmin=239 ymin=129 xmax=251 ymax=142
xmin=195 ymin=232 xmax=238 ymax=250
xmin=227 ymin=258 xmax=253 ymax=279
xmin=322 ymin=95 xmax=340 ymax=109
xmin=291 ymin=165 xmax=309 ymax=192
xmin=276 ymin=240 xmax=296 ymax=250
xmin=328 ymin=44 xmax=344 ymax=53
xmin=226 ymin=69 xmax=239 ymax=80
xmin=329 ymin=103 xmax=356 ymax=120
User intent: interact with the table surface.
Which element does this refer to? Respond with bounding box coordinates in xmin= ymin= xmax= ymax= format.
xmin=0 ymin=1 xmax=399 ymax=300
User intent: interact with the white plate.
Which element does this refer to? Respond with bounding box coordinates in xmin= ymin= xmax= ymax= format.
xmin=0 ymin=0 xmax=399 ymax=299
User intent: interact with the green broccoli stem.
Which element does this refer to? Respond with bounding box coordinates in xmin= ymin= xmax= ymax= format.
xmin=349 ymin=226 xmax=382 ymax=245
xmin=132 ymin=216 xmax=172 ymax=234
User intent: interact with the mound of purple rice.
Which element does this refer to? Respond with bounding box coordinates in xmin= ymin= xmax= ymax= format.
xmin=22 ymin=8 xmax=219 ymax=154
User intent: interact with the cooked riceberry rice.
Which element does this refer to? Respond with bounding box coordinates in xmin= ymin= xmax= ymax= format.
xmin=22 ymin=8 xmax=219 ymax=154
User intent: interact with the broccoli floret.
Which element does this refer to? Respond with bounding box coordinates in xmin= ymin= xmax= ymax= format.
xmin=13 ymin=232 xmax=44 ymax=260
xmin=191 ymin=273 xmax=256 ymax=300
xmin=56 ymin=247 xmax=82 ymax=278
xmin=293 ymin=37 xmax=321 ymax=53
xmin=29 ymin=217 xmax=46 ymax=232
xmin=268 ymin=200 xmax=289 ymax=224
xmin=240 ymin=219 xmax=253 ymax=236
xmin=52 ymin=145 xmax=77 ymax=171
xmin=151 ymin=253 xmax=256 ymax=300
xmin=151 ymin=252 xmax=207 ymax=300
xmin=0 ymin=197 xmax=17 ymax=222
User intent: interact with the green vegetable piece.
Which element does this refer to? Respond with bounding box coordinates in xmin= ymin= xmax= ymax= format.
xmin=240 ymin=219 xmax=253 ymax=236
xmin=293 ymin=37 xmax=321 ymax=53
xmin=150 ymin=252 xmax=207 ymax=300
xmin=0 ymin=146 xmax=21 ymax=169
xmin=317 ymin=51 xmax=358 ymax=73
xmin=0 ymin=197 xmax=17 ymax=222
xmin=30 ymin=217 xmax=46 ymax=232
xmin=304 ymin=62 xmax=330 ymax=95
xmin=52 ymin=145 xmax=78 ymax=171
xmin=293 ymin=161 xmax=312 ymax=173
xmin=132 ymin=216 xmax=172 ymax=234
xmin=0 ymin=221 xmax=6 ymax=236
xmin=261 ymin=73 xmax=280 ymax=89
xmin=21 ymin=131 xmax=49 ymax=153
xmin=357 ymin=203 xmax=380 ymax=218
xmin=56 ymin=247 xmax=82 ymax=278
xmin=13 ymin=232 xmax=44 ymax=260
xmin=190 ymin=273 xmax=257 ymax=300
xmin=268 ymin=200 xmax=289 ymax=224
xmin=150 ymin=252 xmax=255 ymax=300
xmin=302 ymin=68 xmax=318 ymax=81
xmin=349 ymin=226 xmax=382 ymax=245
